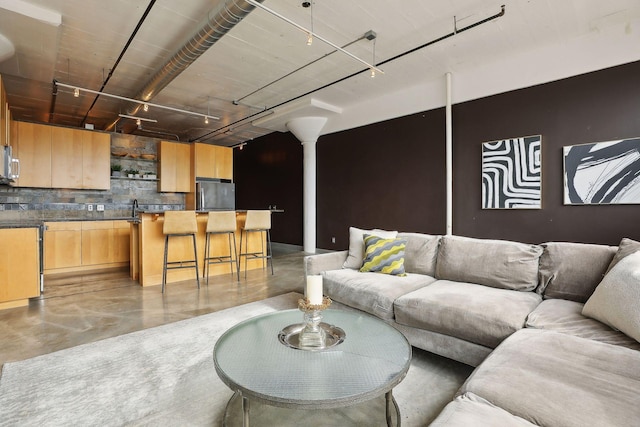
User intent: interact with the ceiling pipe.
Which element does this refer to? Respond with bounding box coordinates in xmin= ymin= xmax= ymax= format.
xmin=105 ymin=0 xmax=264 ymax=131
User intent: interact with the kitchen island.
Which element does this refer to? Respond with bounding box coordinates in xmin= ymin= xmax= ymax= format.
xmin=133 ymin=211 xmax=267 ymax=287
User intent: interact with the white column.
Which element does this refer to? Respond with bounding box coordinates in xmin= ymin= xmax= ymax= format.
xmin=302 ymin=140 xmax=316 ymax=253
xmin=445 ymin=72 xmax=453 ymax=236
xmin=286 ymin=117 xmax=328 ymax=254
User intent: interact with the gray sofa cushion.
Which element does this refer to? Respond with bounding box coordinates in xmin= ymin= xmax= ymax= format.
xmin=394 ymin=280 xmax=542 ymax=348
xmin=526 ymin=299 xmax=640 ymax=350
xmin=431 ymin=393 xmax=537 ymax=427
xmin=459 ymin=329 xmax=640 ymax=427
xmin=321 ymin=269 xmax=436 ymax=320
xmin=396 ymin=232 xmax=440 ymax=276
xmin=606 ymin=237 xmax=640 ymax=273
xmin=582 ymin=250 xmax=640 ymax=343
xmin=435 ymin=235 xmax=542 ymax=291
xmin=538 ymin=241 xmax=616 ymax=302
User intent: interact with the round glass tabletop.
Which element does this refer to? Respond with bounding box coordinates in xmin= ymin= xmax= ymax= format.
xmin=213 ymin=309 xmax=412 ymax=410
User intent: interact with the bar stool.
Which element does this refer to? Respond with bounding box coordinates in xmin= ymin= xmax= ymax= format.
xmin=203 ymin=211 xmax=239 ymax=285
xmin=162 ymin=211 xmax=200 ymax=293
xmin=238 ymin=210 xmax=274 ymax=278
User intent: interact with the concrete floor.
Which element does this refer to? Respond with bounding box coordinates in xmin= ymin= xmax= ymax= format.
xmin=0 ymin=250 xmax=306 ymax=367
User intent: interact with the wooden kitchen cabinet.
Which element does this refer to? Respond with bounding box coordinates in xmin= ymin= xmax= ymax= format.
xmin=14 ymin=121 xmax=52 ymax=188
xmin=0 ymin=228 xmax=41 ymax=309
xmin=51 ymin=127 xmax=110 ymax=190
xmin=1 ymin=74 xmax=8 ymax=147
xmin=44 ymin=220 xmax=130 ymax=274
xmin=14 ymin=122 xmax=110 ymax=190
xmin=81 ymin=220 xmax=130 ymax=266
xmin=44 ymin=221 xmax=82 ymax=270
xmin=82 ymin=131 xmax=110 ymax=190
xmin=51 ymin=127 xmax=83 ymax=188
xmin=194 ymin=143 xmax=233 ymax=180
xmin=158 ymin=140 xmax=191 ymax=192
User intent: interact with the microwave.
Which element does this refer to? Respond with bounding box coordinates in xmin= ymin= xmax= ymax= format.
xmin=0 ymin=145 xmax=19 ymax=184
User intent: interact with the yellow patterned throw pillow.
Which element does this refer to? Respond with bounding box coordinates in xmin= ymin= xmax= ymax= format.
xmin=360 ymin=234 xmax=407 ymax=276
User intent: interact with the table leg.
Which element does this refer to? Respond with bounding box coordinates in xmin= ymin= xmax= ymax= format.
xmin=386 ymin=390 xmax=401 ymax=427
xmin=242 ymin=396 xmax=250 ymax=427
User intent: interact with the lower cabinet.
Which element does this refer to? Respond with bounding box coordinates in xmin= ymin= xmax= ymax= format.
xmin=0 ymin=228 xmax=40 ymax=309
xmin=44 ymin=220 xmax=130 ymax=274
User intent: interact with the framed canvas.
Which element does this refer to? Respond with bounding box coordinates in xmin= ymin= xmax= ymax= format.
xmin=564 ymin=137 xmax=640 ymax=205
xmin=482 ymin=135 xmax=542 ymax=209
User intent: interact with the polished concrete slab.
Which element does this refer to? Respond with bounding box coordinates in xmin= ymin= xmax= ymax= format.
xmin=0 ymin=251 xmax=306 ymax=366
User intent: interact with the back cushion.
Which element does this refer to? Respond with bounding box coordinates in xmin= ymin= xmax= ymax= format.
xmin=397 ymin=232 xmax=441 ymax=276
xmin=436 ymin=235 xmax=543 ymax=291
xmin=538 ymin=242 xmax=617 ymax=303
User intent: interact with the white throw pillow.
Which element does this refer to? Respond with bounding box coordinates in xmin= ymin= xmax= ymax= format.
xmin=342 ymin=227 xmax=397 ymax=269
xmin=582 ymin=250 xmax=640 ymax=343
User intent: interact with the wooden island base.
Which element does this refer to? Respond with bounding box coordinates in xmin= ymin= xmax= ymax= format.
xmin=133 ymin=212 xmax=266 ymax=287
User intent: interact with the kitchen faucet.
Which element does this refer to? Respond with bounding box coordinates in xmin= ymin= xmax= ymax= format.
xmin=132 ymin=199 xmax=139 ymax=218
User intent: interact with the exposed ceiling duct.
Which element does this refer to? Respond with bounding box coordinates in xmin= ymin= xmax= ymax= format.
xmin=110 ymin=0 xmax=264 ymax=129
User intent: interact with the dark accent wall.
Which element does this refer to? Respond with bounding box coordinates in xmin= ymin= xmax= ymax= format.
xmin=453 ymin=60 xmax=640 ymax=245
xmin=317 ymin=110 xmax=447 ymax=249
xmin=235 ymin=60 xmax=640 ymax=249
xmin=234 ymin=132 xmax=303 ymax=245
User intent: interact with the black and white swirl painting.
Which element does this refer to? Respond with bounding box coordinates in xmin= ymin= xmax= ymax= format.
xmin=482 ymin=135 xmax=542 ymax=209
xmin=564 ymin=137 xmax=640 ymax=205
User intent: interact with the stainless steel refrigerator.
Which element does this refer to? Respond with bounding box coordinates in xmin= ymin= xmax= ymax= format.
xmin=196 ymin=179 xmax=235 ymax=210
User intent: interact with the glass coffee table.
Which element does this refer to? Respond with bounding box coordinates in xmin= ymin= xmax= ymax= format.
xmin=214 ymin=309 xmax=411 ymax=427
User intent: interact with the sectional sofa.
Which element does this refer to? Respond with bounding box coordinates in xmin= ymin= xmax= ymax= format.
xmin=304 ymin=229 xmax=640 ymax=426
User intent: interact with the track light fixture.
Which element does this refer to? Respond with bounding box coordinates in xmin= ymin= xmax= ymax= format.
xmin=55 ymin=81 xmax=220 ymax=122
xmin=118 ymin=114 xmax=157 ymax=123
xmin=245 ymin=0 xmax=383 ymax=76
xmin=143 ymin=103 xmax=149 ymax=112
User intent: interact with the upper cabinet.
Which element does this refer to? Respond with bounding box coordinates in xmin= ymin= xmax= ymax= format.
xmin=1 ymin=74 xmax=8 ymax=147
xmin=51 ymin=127 xmax=83 ymax=188
xmin=194 ymin=143 xmax=233 ymax=180
xmin=13 ymin=121 xmax=110 ymax=190
xmin=81 ymin=131 xmax=110 ymax=189
xmin=158 ymin=140 xmax=191 ymax=193
xmin=14 ymin=122 xmax=52 ymax=188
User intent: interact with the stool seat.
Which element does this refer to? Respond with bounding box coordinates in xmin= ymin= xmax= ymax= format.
xmin=162 ymin=211 xmax=200 ymax=293
xmin=238 ymin=210 xmax=274 ymax=277
xmin=204 ymin=211 xmax=239 ymax=284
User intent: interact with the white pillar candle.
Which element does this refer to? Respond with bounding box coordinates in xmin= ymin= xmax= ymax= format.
xmin=306 ymin=275 xmax=323 ymax=305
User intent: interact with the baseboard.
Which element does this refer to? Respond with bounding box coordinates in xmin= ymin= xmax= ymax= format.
xmin=272 ymin=242 xmax=303 ymax=254
xmin=272 ymin=242 xmax=334 ymax=255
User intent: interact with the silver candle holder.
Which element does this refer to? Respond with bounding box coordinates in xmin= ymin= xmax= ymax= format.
xmin=278 ymin=297 xmax=345 ymax=351
xmin=297 ymin=297 xmax=332 ymax=349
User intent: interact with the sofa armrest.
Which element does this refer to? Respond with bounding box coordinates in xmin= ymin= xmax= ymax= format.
xmin=304 ymin=250 xmax=349 ymax=275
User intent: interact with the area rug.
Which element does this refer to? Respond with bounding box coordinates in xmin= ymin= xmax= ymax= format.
xmin=0 ymin=292 xmax=472 ymax=426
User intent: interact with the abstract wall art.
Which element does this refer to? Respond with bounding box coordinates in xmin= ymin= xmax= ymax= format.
xmin=563 ymin=137 xmax=640 ymax=205
xmin=482 ymin=135 xmax=542 ymax=209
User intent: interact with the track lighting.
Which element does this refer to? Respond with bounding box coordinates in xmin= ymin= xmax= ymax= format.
xmin=143 ymin=103 xmax=149 ymax=112
xmin=204 ymin=116 xmax=209 ymax=124
xmin=245 ymin=0 xmax=384 ymax=76
xmin=307 ymin=33 xmax=313 ymax=46
xmin=55 ymin=82 xmax=220 ymax=122
xmin=118 ymin=114 xmax=157 ymax=123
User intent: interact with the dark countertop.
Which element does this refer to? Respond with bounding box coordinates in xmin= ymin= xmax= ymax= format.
xmin=0 ymin=222 xmax=44 ymax=229
xmin=0 ymin=218 xmax=136 ymax=229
